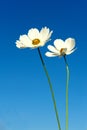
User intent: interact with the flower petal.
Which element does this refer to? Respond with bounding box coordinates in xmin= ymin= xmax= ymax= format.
xmin=47 ymin=31 xmax=53 ymax=40
xmin=40 ymin=27 xmax=49 ymax=37
xmin=40 ymin=27 xmax=53 ymax=42
xmin=28 ymin=28 xmax=40 ymax=40
xmin=47 ymin=45 xmax=59 ymax=54
xmin=19 ymin=35 xmax=32 ymax=47
xmin=65 ymin=38 xmax=75 ymax=51
xmin=54 ymin=39 xmax=65 ymax=50
xmin=45 ymin=52 xmax=57 ymax=57
xmin=16 ymin=40 xmax=26 ymax=48
xmin=66 ymin=48 xmax=76 ymax=55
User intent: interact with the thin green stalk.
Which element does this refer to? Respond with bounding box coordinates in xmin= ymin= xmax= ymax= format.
xmin=64 ymin=56 xmax=70 ymax=130
xmin=38 ymin=48 xmax=61 ymax=130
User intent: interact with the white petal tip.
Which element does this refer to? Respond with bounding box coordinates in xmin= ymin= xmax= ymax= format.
xmin=45 ymin=52 xmax=57 ymax=57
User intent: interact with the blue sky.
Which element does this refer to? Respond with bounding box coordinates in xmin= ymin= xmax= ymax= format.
xmin=0 ymin=0 xmax=87 ymax=130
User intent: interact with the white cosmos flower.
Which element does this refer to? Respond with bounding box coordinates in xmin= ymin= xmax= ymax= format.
xmin=45 ymin=38 xmax=76 ymax=57
xmin=16 ymin=27 xmax=53 ymax=49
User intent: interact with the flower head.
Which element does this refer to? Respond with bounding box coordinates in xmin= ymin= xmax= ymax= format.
xmin=45 ymin=38 xmax=76 ymax=57
xmin=16 ymin=27 xmax=53 ymax=49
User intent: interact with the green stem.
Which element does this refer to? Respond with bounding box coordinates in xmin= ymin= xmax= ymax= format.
xmin=64 ymin=56 xmax=70 ymax=130
xmin=38 ymin=48 xmax=61 ymax=130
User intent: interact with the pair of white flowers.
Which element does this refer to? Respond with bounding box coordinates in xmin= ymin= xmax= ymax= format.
xmin=16 ymin=27 xmax=76 ymax=56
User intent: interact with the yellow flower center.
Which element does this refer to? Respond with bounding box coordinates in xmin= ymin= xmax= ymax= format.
xmin=60 ymin=48 xmax=67 ymax=55
xmin=32 ymin=39 xmax=40 ymax=45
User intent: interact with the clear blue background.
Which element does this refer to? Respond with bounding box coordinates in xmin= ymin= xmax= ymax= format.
xmin=0 ymin=0 xmax=87 ymax=130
